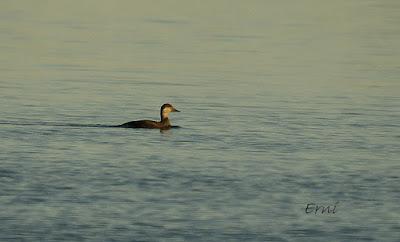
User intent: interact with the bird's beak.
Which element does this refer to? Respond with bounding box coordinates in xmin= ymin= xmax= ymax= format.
xmin=173 ymin=108 xmax=180 ymax=112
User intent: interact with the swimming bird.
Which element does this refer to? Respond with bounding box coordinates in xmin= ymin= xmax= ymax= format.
xmin=118 ymin=103 xmax=180 ymax=129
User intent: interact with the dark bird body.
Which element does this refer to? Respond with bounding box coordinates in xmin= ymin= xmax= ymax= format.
xmin=118 ymin=103 xmax=180 ymax=130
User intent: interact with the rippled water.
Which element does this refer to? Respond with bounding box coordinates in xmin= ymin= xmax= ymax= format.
xmin=1 ymin=1 xmax=399 ymax=241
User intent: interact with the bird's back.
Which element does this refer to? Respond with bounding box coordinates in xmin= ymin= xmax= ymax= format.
xmin=119 ymin=120 xmax=161 ymax=129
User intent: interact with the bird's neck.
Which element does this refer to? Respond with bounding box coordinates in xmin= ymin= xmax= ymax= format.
xmin=161 ymin=117 xmax=171 ymax=126
xmin=160 ymin=110 xmax=172 ymax=127
xmin=160 ymin=110 xmax=170 ymax=121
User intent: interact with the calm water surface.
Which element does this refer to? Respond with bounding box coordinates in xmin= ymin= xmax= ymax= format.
xmin=1 ymin=1 xmax=399 ymax=241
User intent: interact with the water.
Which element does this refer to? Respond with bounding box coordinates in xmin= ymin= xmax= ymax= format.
xmin=1 ymin=1 xmax=399 ymax=241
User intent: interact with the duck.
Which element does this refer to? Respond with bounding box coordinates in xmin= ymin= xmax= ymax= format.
xmin=118 ymin=103 xmax=180 ymax=129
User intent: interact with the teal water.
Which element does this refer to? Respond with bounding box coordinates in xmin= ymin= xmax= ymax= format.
xmin=1 ymin=1 xmax=399 ymax=241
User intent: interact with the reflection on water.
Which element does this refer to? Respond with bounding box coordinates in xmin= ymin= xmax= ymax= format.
xmin=1 ymin=1 xmax=400 ymax=241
